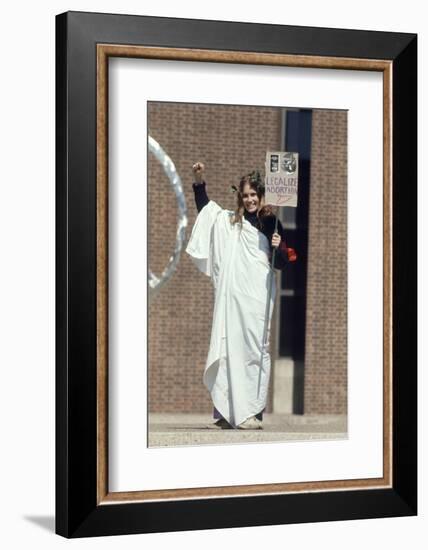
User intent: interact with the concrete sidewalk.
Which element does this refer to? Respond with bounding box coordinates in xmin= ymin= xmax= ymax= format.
xmin=148 ymin=413 xmax=347 ymax=447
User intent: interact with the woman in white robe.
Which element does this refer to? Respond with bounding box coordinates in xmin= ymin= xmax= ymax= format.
xmin=186 ymin=163 xmax=290 ymax=430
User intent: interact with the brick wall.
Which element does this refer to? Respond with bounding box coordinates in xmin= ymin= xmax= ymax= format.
xmin=148 ymin=102 xmax=282 ymax=413
xmin=303 ymin=110 xmax=348 ymax=414
xmin=147 ymin=102 xmax=347 ymax=416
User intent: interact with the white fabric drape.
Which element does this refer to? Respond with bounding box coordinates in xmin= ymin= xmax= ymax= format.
xmin=186 ymin=201 xmax=275 ymax=427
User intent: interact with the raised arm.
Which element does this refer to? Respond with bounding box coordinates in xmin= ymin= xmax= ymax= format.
xmin=192 ymin=162 xmax=210 ymax=213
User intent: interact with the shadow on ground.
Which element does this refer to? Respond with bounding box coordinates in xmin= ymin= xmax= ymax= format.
xmin=149 ymin=413 xmax=347 ymax=447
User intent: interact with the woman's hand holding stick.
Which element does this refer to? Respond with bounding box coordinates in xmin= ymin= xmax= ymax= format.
xmin=271 ymin=232 xmax=281 ymax=248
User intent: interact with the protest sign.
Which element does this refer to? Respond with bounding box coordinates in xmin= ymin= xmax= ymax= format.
xmin=265 ymin=151 xmax=299 ymax=207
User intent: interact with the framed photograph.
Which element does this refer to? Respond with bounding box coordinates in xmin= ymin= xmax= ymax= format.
xmin=56 ymin=11 xmax=417 ymax=537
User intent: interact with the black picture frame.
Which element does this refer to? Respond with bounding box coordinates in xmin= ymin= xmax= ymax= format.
xmin=56 ymin=11 xmax=417 ymax=538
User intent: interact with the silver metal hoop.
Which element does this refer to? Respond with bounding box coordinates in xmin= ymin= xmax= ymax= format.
xmin=148 ymin=136 xmax=188 ymax=300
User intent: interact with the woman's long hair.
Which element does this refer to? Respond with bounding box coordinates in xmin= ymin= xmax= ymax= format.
xmin=232 ymin=171 xmax=274 ymax=227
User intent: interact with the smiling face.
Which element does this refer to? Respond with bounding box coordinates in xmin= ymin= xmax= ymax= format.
xmin=241 ymin=183 xmax=260 ymax=214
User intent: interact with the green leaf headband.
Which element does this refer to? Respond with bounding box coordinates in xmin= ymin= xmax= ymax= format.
xmin=247 ymin=170 xmax=263 ymax=186
xmin=230 ymin=170 xmax=265 ymax=194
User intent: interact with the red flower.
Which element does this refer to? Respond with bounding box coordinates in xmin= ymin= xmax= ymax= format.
xmin=287 ymin=247 xmax=297 ymax=262
xmin=279 ymin=242 xmax=297 ymax=263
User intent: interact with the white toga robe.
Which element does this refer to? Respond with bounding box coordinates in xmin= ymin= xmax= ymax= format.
xmin=185 ymin=201 xmax=275 ymax=427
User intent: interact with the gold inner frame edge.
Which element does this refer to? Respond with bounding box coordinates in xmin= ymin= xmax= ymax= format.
xmin=96 ymin=44 xmax=393 ymax=504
